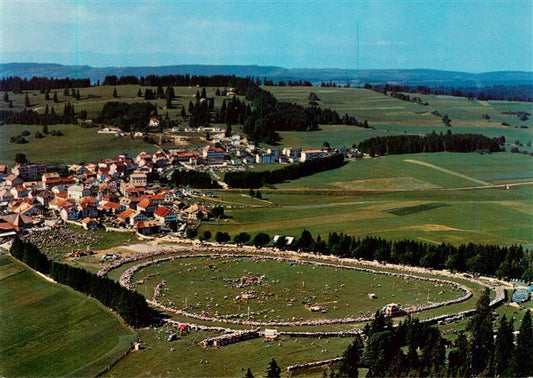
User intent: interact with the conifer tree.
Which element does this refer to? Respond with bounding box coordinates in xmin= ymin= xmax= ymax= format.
xmin=265 ymin=358 xmax=281 ymax=378
xmin=113 ymin=87 xmax=118 ymax=98
xmin=469 ymin=289 xmax=494 ymax=376
xmin=338 ymin=334 xmax=364 ymax=377
xmin=510 ymin=311 xmax=533 ymax=377
xmin=24 ymin=93 xmax=30 ymax=107
xmin=494 ymin=314 xmax=514 ymax=376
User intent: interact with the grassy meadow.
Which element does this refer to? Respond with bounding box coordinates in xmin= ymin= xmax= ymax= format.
xmin=132 ymin=256 xmax=464 ymax=321
xmin=202 ymin=183 xmax=533 ymax=246
xmin=0 ymin=255 xmax=135 ymax=377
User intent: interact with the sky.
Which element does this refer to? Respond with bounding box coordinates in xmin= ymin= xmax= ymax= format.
xmin=1 ymin=0 xmax=532 ymax=72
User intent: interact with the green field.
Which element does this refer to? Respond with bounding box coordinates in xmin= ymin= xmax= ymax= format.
xmin=3 ymin=85 xmax=532 ymax=166
xmin=266 ymin=86 xmax=533 ymax=150
xmin=106 ymin=252 xmax=488 ymax=377
xmin=0 ymin=255 xmax=135 ymax=377
xmin=106 ymin=325 xmax=350 ymax=377
xmin=132 ymin=256 xmax=464 ymax=321
xmin=0 ymin=123 xmax=150 ymax=165
xmin=201 ymin=183 xmax=533 ymax=246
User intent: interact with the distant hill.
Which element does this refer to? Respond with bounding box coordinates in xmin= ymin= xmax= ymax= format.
xmin=1 ymin=63 xmax=532 ymax=87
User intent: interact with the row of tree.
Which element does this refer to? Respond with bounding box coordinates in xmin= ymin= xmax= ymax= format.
xmin=224 ymin=154 xmax=346 ymax=188
xmin=9 ymin=238 xmax=151 ymax=327
xmin=292 ymin=231 xmax=531 ymax=280
xmin=169 ymin=170 xmax=221 ymax=189
xmin=0 ymin=102 xmax=79 ymax=126
xmin=370 ymin=83 xmax=533 ymax=102
xmin=0 ymin=76 xmax=91 ymax=93
xmin=335 ymin=291 xmax=533 ymax=377
xmin=357 ymin=132 xmax=504 ymax=156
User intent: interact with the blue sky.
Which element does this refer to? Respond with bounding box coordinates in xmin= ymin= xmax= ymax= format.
xmin=1 ymin=0 xmax=532 ymax=72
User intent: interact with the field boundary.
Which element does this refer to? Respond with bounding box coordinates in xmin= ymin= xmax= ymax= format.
xmin=65 ymin=333 xmax=137 ymax=377
xmin=116 ymin=251 xmax=473 ymax=327
xmin=403 ymin=159 xmax=492 ymax=186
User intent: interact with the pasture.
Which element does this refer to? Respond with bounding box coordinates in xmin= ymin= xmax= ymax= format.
xmin=105 ymin=250 xmax=487 ymax=377
xmin=106 ymin=326 xmax=350 ymax=377
xmin=132 ymin=256 xmax=464 ymax=322
xmin=202 ymin=183 xmax=533 ymax=246
xmin=0 ymin=255 xmax=135 ymax=377
xmin=0 ymin=123 xmax=149 ymax=165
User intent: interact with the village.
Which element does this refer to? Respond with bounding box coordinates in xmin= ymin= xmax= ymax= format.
xmin=0 ymin=126 xmax=362 ymax=248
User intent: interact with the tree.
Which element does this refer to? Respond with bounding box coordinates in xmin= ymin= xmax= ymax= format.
xmin=265 ymin=358 xmax=281 ymax=378
xmin=211 ymin=206 xmax=224 ymax=218
xmin=113 ymin=87 xmax=118 ymax=98
xmin=363 ymin=330 xmax=397 ymax=378
xmin=4 ymin=92 xmax=9 ymax=102
xmin=469 ymin=289 xmax=494 ymax=376
xmin=215 ymin=231 xmax=230 ymax=243
xmin=448 ymin=331 xmax=470 ymax=377
xmin=202 ymin=230 xmax=212 ymax=241
xmin=249 ymin=188 xmax=255 ymax=197
xmin=15 ymin=153 xmax=27 ymax=165
xmin=253 ymin=233 xmax=270 ymax=247
xmin=233 ymin=232 xmax=251 ymax=245
xmin=274 ymin=236 xmax=287 ymax=248
xmin=53 ymin=91 xmax=59 ymax=103
xmin=244 ymin=368 xmax=254 ymax=378
xmin=186 ymin=228 xmax=197 ymax=239
xmin=168 ymin=220 xmax=178 ymax=232
xmin=494 ymin=314 xmax=514 ymax=376
xmin=9 ymin=237 xmax=24 ymax=260
xmin=255 ymin=190 xmax=262 ymax=199
xmin=510 ymin=311 xmax=533 ymax=377
xmin=137 ymin=88 xmax=142 ymax=97
xmin=297 ymin=229 xmax=314 ymax=251
xmin=338 ymin=334 xmax=364 ymax=377
xmin=24 ymin=93 xmax=30 ymax=107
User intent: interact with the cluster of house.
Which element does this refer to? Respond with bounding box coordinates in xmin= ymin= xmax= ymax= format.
xmin=0 ymin=134 xmax=363 ymax=239
xmin=0 ymin=153 xmax=216 ymax=239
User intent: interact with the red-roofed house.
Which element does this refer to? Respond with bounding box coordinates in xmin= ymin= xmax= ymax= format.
xmin=137 ymin=198 xmax=156 ymax=216
xmin=154 ymin=206 xmax=178 ymax=225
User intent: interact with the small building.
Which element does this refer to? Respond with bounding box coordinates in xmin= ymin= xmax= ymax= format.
xmin=135 ymin=220 xmax=161 ymax=235
xmin=130 ymin=172 xmax=148 ymax=187
xmin=382 ymin=303 xmax=403 ymax=317
xmin=300 ymin=149 xmax=326 ymax=162
xmin=154 ymin=206 xmax=178 ymax=225
xmin=80 ymin=217 xmax=100 ymax=230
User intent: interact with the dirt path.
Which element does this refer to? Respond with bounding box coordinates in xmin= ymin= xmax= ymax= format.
xmin=403 ymin=159 xmax=492 ymax=186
